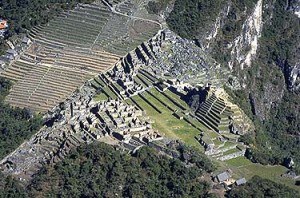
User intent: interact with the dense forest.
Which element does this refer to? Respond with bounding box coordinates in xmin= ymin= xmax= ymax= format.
xmin=1 ymin=142 xmax=216 ymax=197
xmin=166 ymin=0 xmax=223 ymax=39
xmin=227 ymin=176 xmax=300 ymax=198
xmin=146 ymin=0 xmax=173 ymax=15
xmin=0 ymin=0 xmax=94 ymax=54
xmin=0 ymin=77 xmax=42 ymax=159
xmin=166 ymin=0 xmax=257 ymax=40
xmin=1 ymin=142 xmax=298 ymax=197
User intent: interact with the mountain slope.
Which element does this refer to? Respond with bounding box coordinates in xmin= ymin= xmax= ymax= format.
xmin=167 ymin=0 xmax=300 ymax=174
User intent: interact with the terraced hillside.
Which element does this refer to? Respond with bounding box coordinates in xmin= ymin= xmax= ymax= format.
xmin=0 ymin=0 xmax=161 ymax=112
xmin=88 ymin=41 xmax=253 ymax=163
xmin=195 ymin=89 xmax=250 ymax=135
xmin=0 ymin=28 xmax=255 ymax=184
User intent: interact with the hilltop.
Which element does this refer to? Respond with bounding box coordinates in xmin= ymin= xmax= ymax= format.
xmin=0 ymin=0 xmax=299 ymax=197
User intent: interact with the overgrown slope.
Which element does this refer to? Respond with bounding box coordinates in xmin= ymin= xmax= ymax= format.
xmin=0 ymin=77 xmax=42 ymax=159
xmin=227 ymin=176 xmax=300 ymax=198
xmin=1 ymin=142 xmax=216 ymax=197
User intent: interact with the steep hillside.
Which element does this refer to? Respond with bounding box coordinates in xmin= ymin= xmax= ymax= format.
xmin=0 ymin=77 xmax=42 ymax=159
xmin=227 ymin=175 xmax=299 ymax=198
xmin=167 ymin=0 xmax=300 ymax=174
xmin=0 ymin=0 xmax=161 ymax=112
xmin=0 ymin=0 xmax=299 ymax=195
xmin=1 ymin=142 xmax=215 ymax=197
xmin=0 ymin=0 xmax=94 ymax=54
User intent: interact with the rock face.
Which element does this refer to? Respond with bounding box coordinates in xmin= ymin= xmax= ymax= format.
xmin=185 ymin=87 xmax=209 ymax=111
xmin=288 ymin=62 xmax=300 ymax=92
xmin=288 ymin=0 xmax=300 ymax=18
xmin=201 ymin=0 xmax=263 ymax=71
xmin=228 ymin=0 xmax=263 ymax=70
xmin=188 ymin=0 xmax=299 ymax=120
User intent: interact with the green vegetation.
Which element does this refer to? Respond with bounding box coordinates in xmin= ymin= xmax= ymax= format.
xmin=93 ymin=93 xmax=108 ymax=102
xmin=165 ymin=90 xmax=191 ymax=109
xmin=132 ymin=94 xmax=200 ymax=146
xmin=226 ymin=86 xmax=300 ymax=174
xmin=0 ymin=77 xmax=42 ymax=159
xmin=1 ymin=142 xmax=216 ymax=197
xmin=0 ymin=173 xmax=28 ymax=197
xmin=243 ymin=91 xmax=300 ymax=173
xmin=170 ymin=0 xmax=300 ymax=178
xmin=222 ymin=156 xmax=299 ymax=192
xmin=227 ymin=176 xmax=300 ymax=198
xmin=167 ymin=0 xmax=223 ymax=39
xmin=226 ymin=156 xmax=252 ymax=167
xmin=130 ymin=89 xmax=215 ymax=149
xmin=166 ymin=0 xmax=256 ymax=40
xmin=0 ymin=0 xmax=94 ymax=53
xmin=224 ymin=0 xmax=300 ymax=174
xmin=146 ymin=0 xmax=173 ymax=15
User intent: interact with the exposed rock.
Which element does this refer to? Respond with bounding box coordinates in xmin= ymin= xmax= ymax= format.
xmin=185 ymin=87 xmax=209 ymax=111
xmin=287 ymin=0 xmax=300 ymax=18
xmin=287 ymin=62 xmax=300 ymax=92
xmin=228 ymin=0 xmax=263 ymax=70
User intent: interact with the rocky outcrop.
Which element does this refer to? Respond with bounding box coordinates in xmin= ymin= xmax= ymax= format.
xmin=287 ymin=0 xmax=300 ymax=18
xmin=205 ymin=4 xmax=230 ymax=48
xmin=228 ymin=0 xmax=263 ymax=70
xmin=288 ymin=62 xmax=300 ymax=92
xmin=200 ymin=0 xmax=299 ymax=120
xmin=202 ymin=0 xmax=263 ymax=71
xmin=249 ymin=73 xmax=286 ymax=120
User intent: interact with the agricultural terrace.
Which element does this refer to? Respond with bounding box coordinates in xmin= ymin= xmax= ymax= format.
xmin=0 ymin=0 xmax=161 ymax=112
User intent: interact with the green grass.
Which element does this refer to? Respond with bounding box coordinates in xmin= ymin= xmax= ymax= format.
xmin=102 ymin=86 xmax=118 ymax=100
xmin=113 ymin=82 xmax=123 ymax=91
xmin=218 ymin=125 xmax=229 ymax=131
xmin=222 ymin=133 xmax=240 ymax=140
xmin=164 ymin=90 xmax=190 ymax=109
xmin=222 ymin=148 xmax=240 ymax=156
xmin=223 ymin=141 xmax=237 ymax=148
xmin=131 ymin=88 xmax=225 ymax=148
xmin=218 ymin=156 xmax=300 ymax=193
xmin=226 ymin=156 xmax=252 ymax=166
xmin=129 ymin=88 xmax=299 ymax=192
xmin=90 ymin=80 xmax=101 ymax=88
xmin=125 ymin=99 xmax=134 ymax=106
xmin=213 ymin=138 xmax=223 ymax=146
xmin=137 ymin=73 xmax=152 ymax=86
xmin=94 ymin=77 xmax=105 ymax=87
xmin=94 ymin=93 xmax=108 ymax=102
xmin=149 ymin=88 xmax=179 ymax=111
xmin=131 ymin=92 xmax=204 ymax=150
xmin=185 ymin=115 xmax=220 ymax=140
xmin=133 ymin=76 xmax=145 ymax=87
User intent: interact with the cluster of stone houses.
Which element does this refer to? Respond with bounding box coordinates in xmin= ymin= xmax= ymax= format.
xmin=0 ymin=82 xmax=162 ymax=182
xmin=0 ymin=36 xmax=32 ymax=69
xmin=142 ymin=29 xmax=230 ymax=88
xmin=107 ymin=66 xmax=148 ymax=97
xmin=93 ymin=30 xmax=251 ymax=164
xmin=96 ymin=99 xmax=162 ymax=148
xmin=0 ymin=27 xmax=253 ymax=184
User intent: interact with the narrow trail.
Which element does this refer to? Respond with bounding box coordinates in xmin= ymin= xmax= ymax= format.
xmin=101 ymin=0 xmax=163 ymax=29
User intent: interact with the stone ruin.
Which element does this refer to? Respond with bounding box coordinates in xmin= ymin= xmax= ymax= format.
xmin=0 ymin=80 xmax=162 ymax=183
xmin=0 ymin=28 xmax=254 ymax=183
